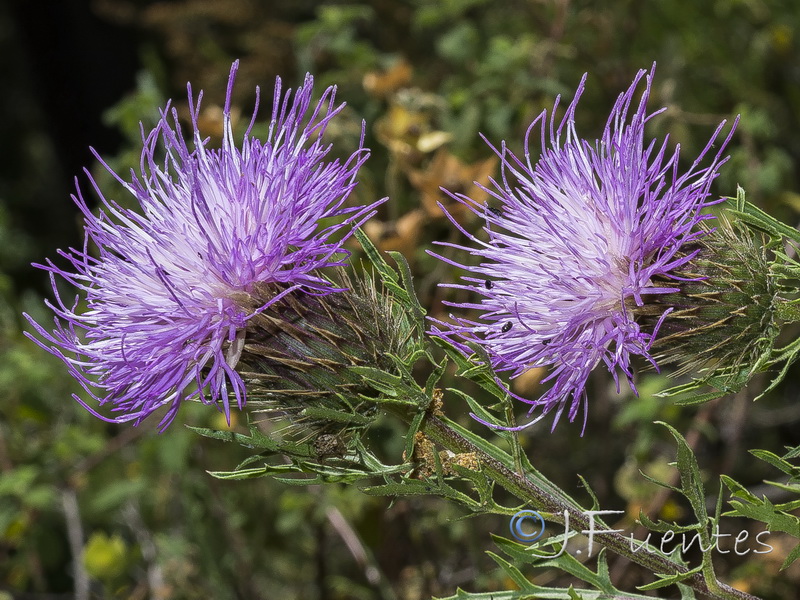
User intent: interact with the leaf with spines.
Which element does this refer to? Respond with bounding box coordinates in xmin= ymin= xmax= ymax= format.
xmin=436 ymin=539 xmax=665 ymax=600
xmin=729 ymin=185 xmax=800 ymax=245
xmin=658 ymin=423 xmax=708 ymax=527
xmin=636 ymin=565 xmax=704 ymax=591
xmin=721 ymin=448 xmax=800 ymax=569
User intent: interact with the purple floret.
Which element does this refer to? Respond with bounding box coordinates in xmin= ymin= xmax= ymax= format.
xmin=430 ymin=65 xmax=736 ymax=432
xmin=25 ymin=61 xmax=381 ymax=429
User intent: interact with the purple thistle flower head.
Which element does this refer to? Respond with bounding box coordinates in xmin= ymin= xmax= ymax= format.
xmin=430 ymin=65 xmax=737 ymax=433
xmin=25 ymin=61 xmax=382 ymax=429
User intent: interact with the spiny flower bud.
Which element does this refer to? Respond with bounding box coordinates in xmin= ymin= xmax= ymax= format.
xmin=638 ymin=217 xmax=780 ymax=387
xmin=229 ymin=269 xmax=421 ymax=439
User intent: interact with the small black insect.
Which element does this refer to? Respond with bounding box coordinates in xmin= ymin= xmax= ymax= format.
xmin=487 ymin=206 xmax=503 ymax=217
xmin=485 ymin=280 xmax=493 ymax=289
xmin=501 ymin=322 xmax=512 ymax=333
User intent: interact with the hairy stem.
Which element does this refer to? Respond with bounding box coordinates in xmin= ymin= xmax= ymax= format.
xmin=391 ymin=405 xmax=758 ymax=600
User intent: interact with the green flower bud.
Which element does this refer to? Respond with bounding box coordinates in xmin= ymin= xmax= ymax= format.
xmin=639 ymin=217 xmax=780 ymax=388
xmin=229 ymin=268 xmax=421 ymax=439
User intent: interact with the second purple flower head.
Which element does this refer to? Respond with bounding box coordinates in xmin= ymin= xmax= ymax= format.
xmin=431 ymin=66 xmax=736 ymax=432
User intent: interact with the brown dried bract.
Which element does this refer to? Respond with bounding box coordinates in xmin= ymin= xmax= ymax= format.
xmin=450 ymin=452 xmax=479 ymax=472
xmin=404 ymin=432 xmax=480 ymax=479
xmin=403 ymin=432 xmax=437 ymax=479
xmin=428 ymin=388 xmax=444 ymax=417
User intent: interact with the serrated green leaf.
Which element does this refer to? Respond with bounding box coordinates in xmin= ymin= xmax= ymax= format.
xmin=208 ymin=464 xmax=277 ymax=480
xmin=576 ymin=475 xmax=600 ymax=511
xmin=386 ymin=249 xmax=426 ymax=322
xmin=567 ymin=587 xmax=582 ymax=600
xmin=447 ymin=387 xmax=507 ymax=429
xmin=636 ymin=565 xmax=703 ymax=591
xmin=354 ymin=247 xmax=414 ymax=313
xmin=713 ymin=478 xmax=724 ymax=523
xmin=751 ymin=449 xmax=800 ymax=478
xmin=638 ymin=510 xmax=697 ymax=534
xmin=729 ymin=195 xmax=800 ymax=244
xmin=454 ymin=472 xmax=496 ymax=509
xmin=672 ymin=390 xmax=729 ymax=405
xmin=235 ymin=453 xmax=274 ymax=470
xmin=774 ymin=496 xmax=800 ymax=511
xmin=638 ymin=469 xmax=681 ymax=495
xmin=595 ymin=550 xmax=610 ymax=586
xmin=301 ymin=405 xmax=372 ymax=425
xmin=404 ymin=409 xmax=427 ymax=462
xmin=727 ymin=498 xmax=800 ymax=537
xmin=486 ymin=551 xmax=534 ymax=590
xmin=348 ymin=365 xmax=404 ymax=396
xmin=720 ymin=474 xmax=759 ymax=503
xmin=424 ymin=357 xmax=448 ymax=394
xmin=354 ymin=227 xmax=399 ymax=284
xmin=434 ymin=587 xmax=653 ymax=600
xmin=383 ymin=352 xmax=416 ymax=383
xmin=430 ymin=336 xmax=509 ymax=402
xmin=783 ymin=445 xmax=800 ymax=459
xmin=491 ymin=535 xmax=612 ymax=592
xmin=657 ymin=422 xmax=708 ymax=526
xmin=433 ymin=591 xmax=533 ymax=600
xmin=361 ymin=479 xmax=473 ymax=507
xmin=187 ymin=424 xmax=283 ymax=452
xmin=677 ymin=582 xmax=698 ymax=600
xmin=780 ymin=542 xmax=800 ymax=570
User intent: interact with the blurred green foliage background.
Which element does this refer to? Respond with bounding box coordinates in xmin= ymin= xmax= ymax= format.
xmin=2 ymin=1 xmax=800 ymax=598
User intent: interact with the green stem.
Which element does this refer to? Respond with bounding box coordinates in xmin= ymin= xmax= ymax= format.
xmin=390 ymin=406 xmax=758 ymax=600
